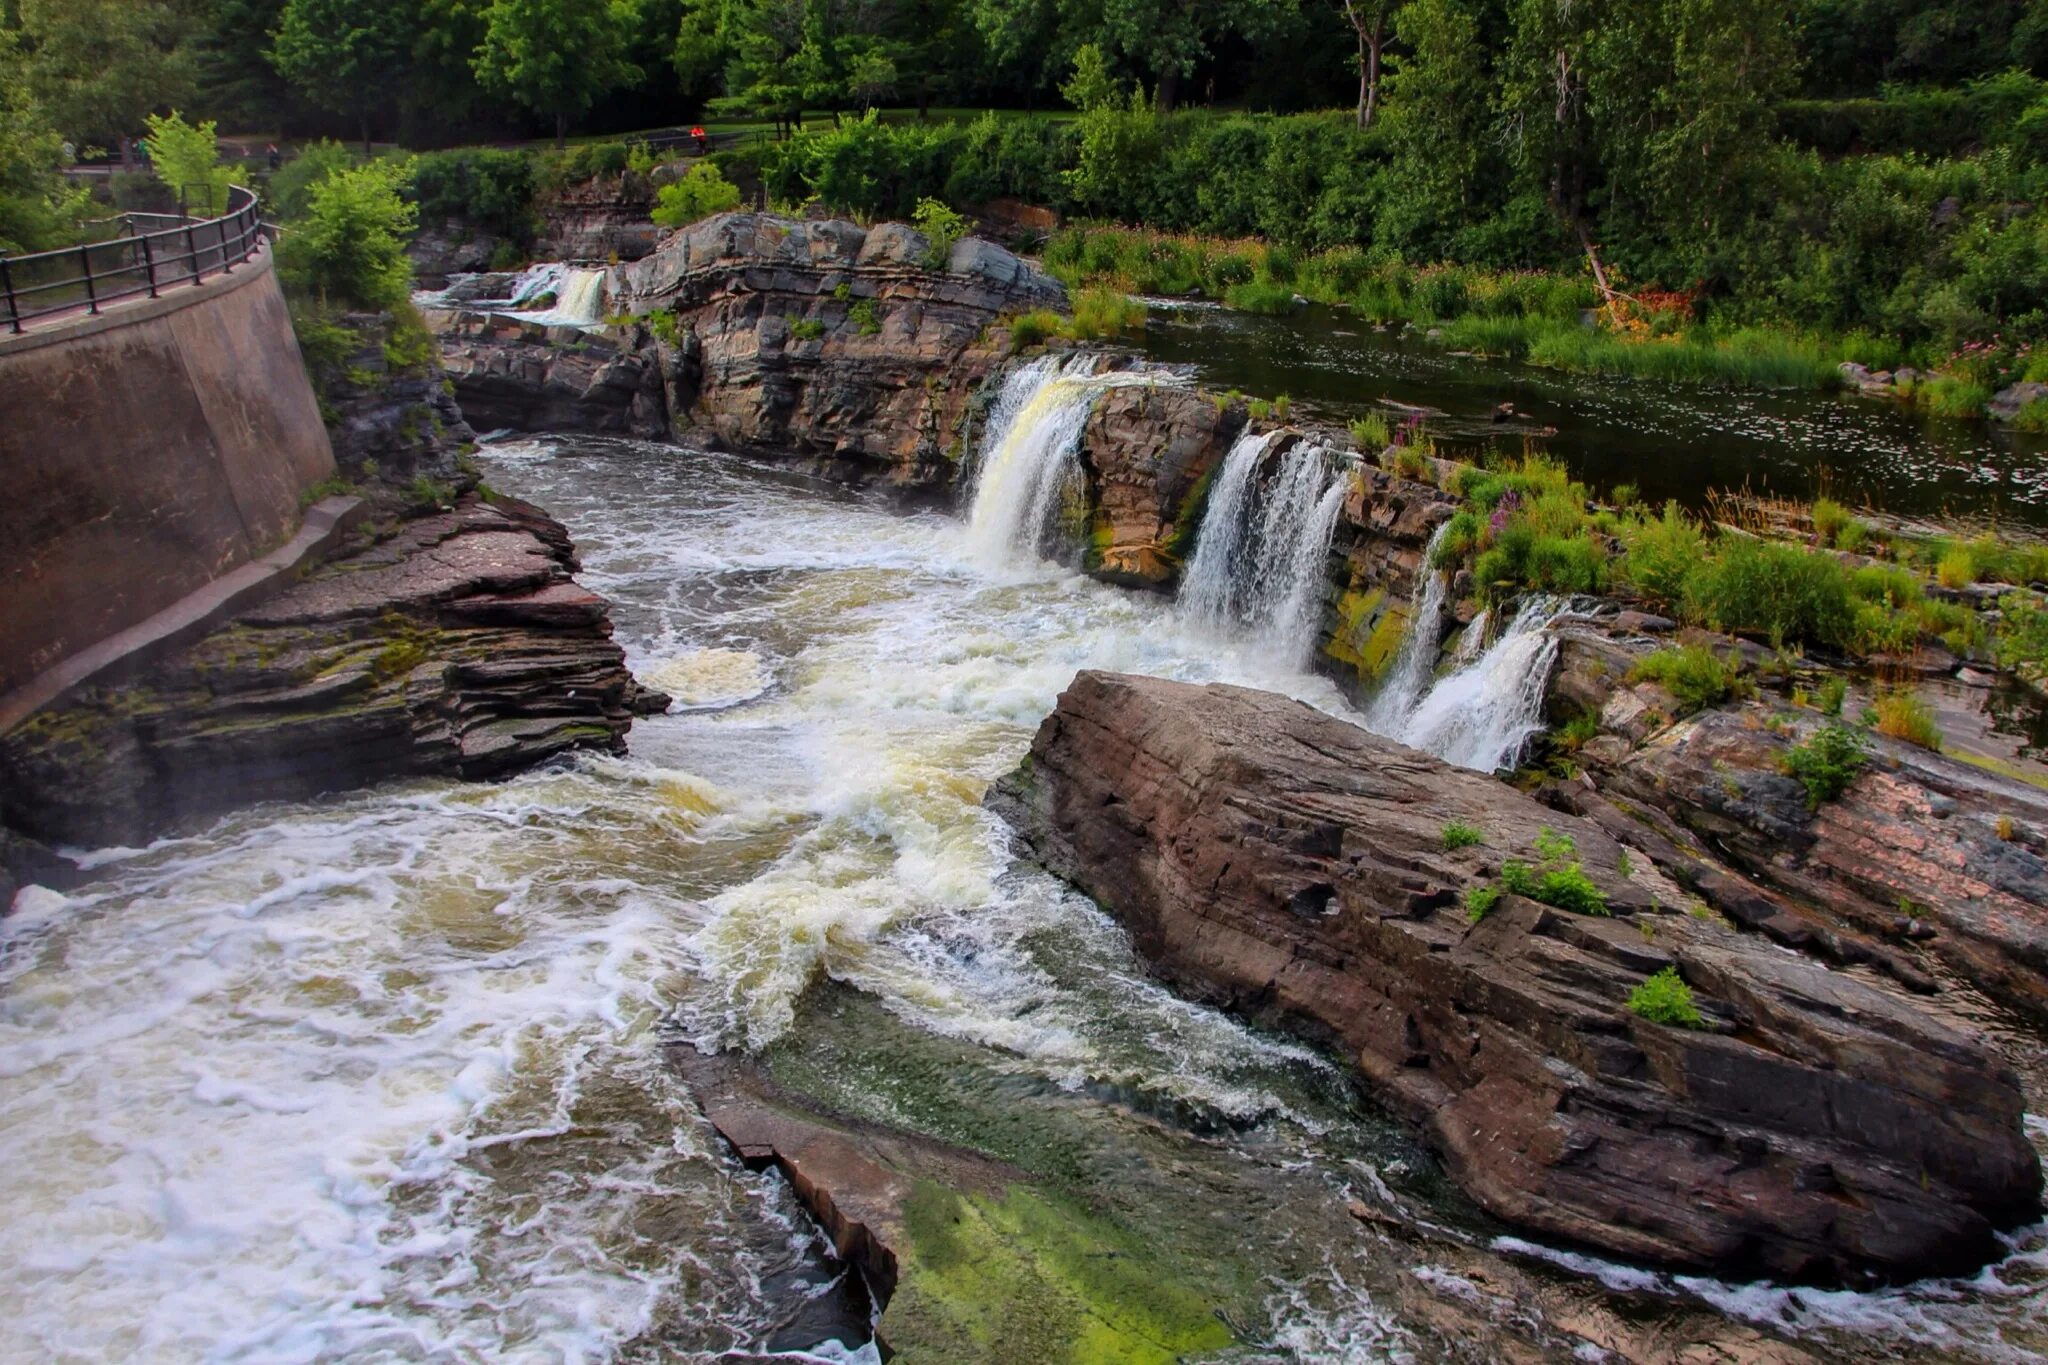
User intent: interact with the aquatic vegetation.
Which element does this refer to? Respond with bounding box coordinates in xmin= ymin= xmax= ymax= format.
xmin=1628 ymin=967 xmax=1705 ymax=1028
xmin=1222 ymin=280 xmax=1298 ymax=314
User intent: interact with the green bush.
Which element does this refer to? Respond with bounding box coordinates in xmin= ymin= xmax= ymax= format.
xmin=786 ymin=315 xmax=827 ymax=341
xmin=1441 ymin=821 xmax=1484 ymax=850
xmin=1999 ymin=593 xmax=2048 ymax=670
xmin=1628 ymin=967 xmax=1705 ymax=1028
xmin=1627 ymin=646 xmax=1749 ymax=713
xmin=1871 ymin=690 xmax=1942 ymax=750
xmin=1618 ymin=502 xmax=1709 ymax=606
xmin=142 ymin=111 xmax=234 ymax=214
xmin=1490 ymin=829 xmax=1608 ymax=915
xmin=267 ymin=140 xmax=355 ymax=220
xmin=1780 ymin=722 xmax=1868 ymax=808
xmin=1223 ymin=280 xmax=1299 ymax=314
xmin=409 ymin=149 xmax=536 ymax=243
xmin=1682 ymin=539 xmax=1857 ymax=651
xmin=1465 ymin=884 xmax=1502 ymax=923
xmin=278 ymin=159 xmax=417 ymax=310
xmin=652 ymin=163 xmax=742 ymax=229
xmin=849 ymin=298 xmax=882 ymax=335
xmin=913 ymin=196 xmax=968 ymax=269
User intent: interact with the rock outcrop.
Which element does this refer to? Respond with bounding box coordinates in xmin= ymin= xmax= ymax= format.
xmin=1076 ymin=386 xmax=1245 ymax=586
xmin=0 ymin=493 xmax=665 ymax=848
xmin=433 ymin=212 xmax=1066 ymax=487
xmin=1322 ymin=461 xmax=1459 ymax=686
xmin=533 ymin=172 xmax=663 ymax=263
xmin=991 ymin=671 xmax=2042 ymax=1283
xmin=432 ymin=315 xmax=670 ymax=438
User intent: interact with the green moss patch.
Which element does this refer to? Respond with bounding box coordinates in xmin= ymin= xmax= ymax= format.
xmin=1323 ymin=586 xmax=1403 ymax=682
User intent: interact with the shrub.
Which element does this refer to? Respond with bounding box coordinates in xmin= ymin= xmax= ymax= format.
xmin=1817 ymin=674 xmax=1848 ymax=716
xmin=1998 ymin=593 xmax=2048 ymax=670
xmin=409 ymin=148 xmax=536 ymax=242
xmin=1007 ymin=309 xmax=1061 ymax=351
xmin=1628 ymin=967 xmax=1705 ymax=1028
xmin=1223 ymin=280 xmax=1299 ymax=314
xmin=278 ymin=159 xmax=417 ymax=310
xmin=1441 ymin=821 xmax=1484 ymax=850
xmin=267 ymin=139 xmax=355 ymax=220
xmin=1780 ymin=722 xmax=1868 ymax=808
xmin=849 ymin=298 xmax=882 ymax=335
xmin=1465 ymin=884 xmax=1502 ymax=923
xmin=1871 ymin=691 xmax=1942 ymax=750
xmin=1682 ymin=540 xmax=1857 ymax=652
xmin=652 ymin=163 xmax=742 ymax=228
xmin=1918 ymin=376 xmax=1992 ymax=419
xmin=1350 ymin=411 xmax=1391 ymax=449
xmin=1536 ymin=862 xmax=1609 ymax=916
xmin=1618 ymin=502 xmax=1708 ymax=607
xmin=1811 ymin=497 xmax=1853 ymax=547
xmin=786 ymin=316 xmax=827 ymax=341
xmin=913 ymin=196 xmax=968 ymax=269
xmin=1937 ymin=544 xmax=1979 ymax=588
xmin=1067 ymin=286 xmax=1145 ymax=340
xmin=1627 ymin=646 xmax=1748 ymax=713
xmin=142 ymin=110 xmax=234 ymax=214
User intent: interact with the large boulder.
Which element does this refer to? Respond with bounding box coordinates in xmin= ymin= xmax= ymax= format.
xmin=990 ymin=671 xmax=2041 ymax=1283
xmin=432 ymin=316 xmax=669 ymax=438
xmin=1076 ymin=387 xmax=1246 ymax=586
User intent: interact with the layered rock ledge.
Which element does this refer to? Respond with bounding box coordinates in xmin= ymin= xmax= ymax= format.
xmin=990 ymin=670 xmax=2042 ymax=1283
xmin=0 ymin=493 xmax=663 ymax=848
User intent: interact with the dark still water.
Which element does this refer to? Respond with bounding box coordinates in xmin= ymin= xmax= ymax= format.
xmin=1141 ymin=302 xmax=2048 ymax=527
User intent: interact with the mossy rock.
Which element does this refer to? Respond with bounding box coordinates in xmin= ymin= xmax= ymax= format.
xmin=883 ymin=1181 xmax=1233 ymax=1364
xmin=1324 ymin=586 xmax=1406 ymax=683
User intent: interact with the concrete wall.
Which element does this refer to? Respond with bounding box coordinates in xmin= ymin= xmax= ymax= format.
xmin=0 ymin=248 xmax=335 ymax=695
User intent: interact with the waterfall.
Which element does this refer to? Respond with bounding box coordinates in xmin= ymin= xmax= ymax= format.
xmin=1363 ymin=521 xmax=1453 ymax=732
xmin=1177 ymin=437 xmax=1348 ymax=666
xmin=1180 ymin=428 xmax=1280 ymax=626
xmin=962 ymin=356 xmax=1163 ymax=569
xmin=506 ymin=262 xmax=567 ymax=306
xmin=536 ymin=268 xmax=608 ymax=326
xmin=1397 ymin=595 xmax=1564 ymax=772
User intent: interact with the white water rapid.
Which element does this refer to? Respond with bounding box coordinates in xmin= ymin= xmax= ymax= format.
xmin=1363 ymin=521 xmax=1453 ymax=733
xmin=3 ymin=423 xmax=2043 ymax=1361
xmin=1394 ymin=594 xmax=1567 ymax=771
xmin=1177 ymin=433 xmax=1348 ymax=666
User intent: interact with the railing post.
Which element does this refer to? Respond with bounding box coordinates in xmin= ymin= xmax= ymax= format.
xmin=187 ymin=224 xmax=202 ymax=285
xmin=81 ymin=245 xmax=98 ymax=315
xmin=219 ymin=217 xmax=233 ymax=275
xmin=140 ymin=231 xmax=158 ymax=298
xmin=0 ymin=256 xmax=19 ymax=334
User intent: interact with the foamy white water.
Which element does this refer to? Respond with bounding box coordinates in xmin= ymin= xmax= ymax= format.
xmin=1397 ymin=595 xmax=1565 ymax=772
xmin=1364 ymin=521 xmax=1452 ymax=733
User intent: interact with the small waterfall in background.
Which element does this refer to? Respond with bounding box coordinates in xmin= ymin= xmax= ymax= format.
xmin=963 ymin=356 xmax=1162 ymax=569
xmin=506 ymin=262 xmax=567 ymax=306
xmin=1363 ymin=521 xmax=1453 ymax=733
xmin=529 ymin=267 xmax=608 ymax=326
xmin=1178 ymin=437 xmax=1348 ymax=666
xmin=1396 ymin=595 xmax=1565 ymax=772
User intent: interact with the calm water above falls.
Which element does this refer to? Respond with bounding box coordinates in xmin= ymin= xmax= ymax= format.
xmin=2 ymin=430 xmax=2046 ymax=1361
xmin=1141 ymin=302 xmax=2048 ymax=525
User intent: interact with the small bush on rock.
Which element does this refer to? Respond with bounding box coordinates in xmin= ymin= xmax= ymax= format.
xmin=1628 ymin=646 xmax=1749 ymax=714
xmin=652 ymin=163 xmax=742 ymax=228
xmin=1628 ymin=967 xmax=1705 ymax=1028
xmin=1780 ymin=722 xmax=1868 ymax=808
xmin=1441 ymin=821 xmax=1484 ymax=850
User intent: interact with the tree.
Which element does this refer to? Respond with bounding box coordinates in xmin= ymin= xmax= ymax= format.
xmin=473 ymin=0 xmax=640 ymax=148
xmin=270 ymin=0 xmax=419 ymax=153
xmin=1095 ymin=0 xmax=1288 ymax=111
xmin=0 ymin=29 xmax=90 ymax=252
xmin=1334 ymin=0 xmax=1403 ymax=127
xmin=16 ymin=0 xmax=192 ymax=166
xmin=142 ymin=111 xmax=234 ymax=214
xmin=651 ymin=161 xmax=742 ymax=224
xmin=1379 ymin=0 xmax=1491 ymax=251
xmin=277 ymin=157 xmax=417 ymax=308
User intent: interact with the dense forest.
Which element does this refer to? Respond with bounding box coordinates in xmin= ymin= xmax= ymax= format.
xmin=7 ymin=1 xmax=2048 ymax=396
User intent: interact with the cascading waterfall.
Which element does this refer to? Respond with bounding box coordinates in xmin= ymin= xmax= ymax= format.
xmin=1179 ymin=428 xmax=1281 ymax=625
xmin=1363 ymin=521 xmax=1453 ymax=732
xmin=535 ymin=267 xmax=608 ymax=326
xmin=1397 ymin=595 xmax=1565 ymax=772
xmin=963 ymin=356 xmax=1161 ymax=569
xmin=1178 ymin=436 xmax=1348 ymax=666
xmin=506 ymin=261 xmax=567 ymax=306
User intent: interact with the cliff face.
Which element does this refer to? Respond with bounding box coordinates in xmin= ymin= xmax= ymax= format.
xmin=992 ymin=671 xmax=2042 ymax=1284
xmin=433 ymin=212 xmax=1067 ymax=488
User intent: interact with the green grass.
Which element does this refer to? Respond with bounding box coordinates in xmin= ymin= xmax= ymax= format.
xmin=1221 ymin=280 xmax=1299 ymax=314
xmin=1870 ymin=691 xmax=1942 ymax=750
xmin=1441 ymin=821 xmax=1485 ymax=850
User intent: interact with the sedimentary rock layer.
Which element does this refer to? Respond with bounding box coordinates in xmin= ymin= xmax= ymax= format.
xmin=0 ymin=494 xmax=663 ymax=848
xmin=990 ymin=670 xmax=2042 ymax=1283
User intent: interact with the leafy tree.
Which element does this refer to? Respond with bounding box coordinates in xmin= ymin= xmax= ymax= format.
xmin=16 ymin=0 xmax=192 ymax=165
xmin=1334 ymin=0 xmax=1404 ymax=127
xmin=1095 ymin=0 xmax=1288 ymax=111
xmin=650 ymin=161 xmax=742 ymax=224
xmin=188 ymin=0 xmax=296 ymax=130
xmin=277 ymin=157 xmax=418 ymax=308
xmin=474 ymin=0 xmax=640 ymax=147
xmin=142 ymin=110 xmax=234 ymax=213
xmin=1060 ymin=42 xmax=1125 ymax=111
xmin=0 ymin=28 xmax=90 ymax=252
xmin=270 ymin=0 xmax=419 ymax=153
xmin=1379 ymin=0 xmax=1491 ymax=251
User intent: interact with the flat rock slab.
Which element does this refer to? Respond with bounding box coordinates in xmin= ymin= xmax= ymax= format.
xmin=990 ymin=670 xmax=2042 ymax=1284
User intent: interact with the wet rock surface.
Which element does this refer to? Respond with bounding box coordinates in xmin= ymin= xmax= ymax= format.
xmin=0 ymin=493 xmax=662 ymax=848
xmin=432 ymin=316 xmax=670 ymax=438
xmin=1076 ymin=386 xmax=1246 ymax=585
xmin=991 ymin=670 xmax=2042 ymax=1283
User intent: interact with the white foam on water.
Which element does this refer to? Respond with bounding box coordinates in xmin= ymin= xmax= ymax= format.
xmin=1363 ymin=521 xmax=1452 ymax=732
xmin=1396 ymin=595 xmax=1565 ymax=772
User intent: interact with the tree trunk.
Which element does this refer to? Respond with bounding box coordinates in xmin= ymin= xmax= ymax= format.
xmin=1156 ymin=67 xmax=1180 ymax=114
xmin=555 ymin=112 xmax=568 ymax=150
xmin=1362 ymin=28 xmax=1384 ymax=128
xmin=119 ymin=135 xmax=135 ymax=170
xmin=360 ymin=114 xmax=372 ymax=158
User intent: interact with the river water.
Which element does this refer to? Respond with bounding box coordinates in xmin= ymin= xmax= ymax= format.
xmin=4 ymin=413 xmax=2047 ymax=1360
xmin=1141 ymin=302 xmax=2048 ymax=525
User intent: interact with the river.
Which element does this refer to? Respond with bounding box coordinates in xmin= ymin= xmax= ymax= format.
xmin=3 ymin=382 xmax=2047 ymax=1359
xmin=1141 ymin=301 xmax=2048 ymax=526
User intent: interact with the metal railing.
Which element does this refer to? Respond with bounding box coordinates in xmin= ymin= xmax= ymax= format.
xmin=1 ymin=184 xmax=265 ymax=335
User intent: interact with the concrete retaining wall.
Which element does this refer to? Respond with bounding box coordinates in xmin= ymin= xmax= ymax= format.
xmin=0 ymin=247 xmax=335 ymax=695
